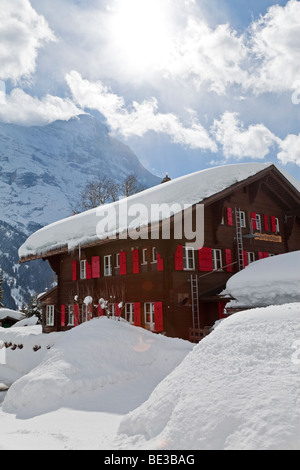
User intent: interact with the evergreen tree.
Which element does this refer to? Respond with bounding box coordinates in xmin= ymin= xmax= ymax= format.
xmin=0 ymin=270 xmax=4 ymax=308
xmin=22 ymin=293 xmax=42 ymax=322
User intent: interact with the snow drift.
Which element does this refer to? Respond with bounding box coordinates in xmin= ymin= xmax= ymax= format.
xmin=2 ymin=318 xmax=193 ymax=417
xmin=222 ymin=251 xmax=300 ymax=308
xmin=118 ymin=304 xmax=300 ymax=450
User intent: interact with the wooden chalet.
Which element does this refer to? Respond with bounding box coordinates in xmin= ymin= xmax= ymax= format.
xmin=18 ymin=163 xmax=300 ymax=342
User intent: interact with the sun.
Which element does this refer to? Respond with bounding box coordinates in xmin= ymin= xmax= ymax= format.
xmin=108 ymin=0 xmax=174 ymax=76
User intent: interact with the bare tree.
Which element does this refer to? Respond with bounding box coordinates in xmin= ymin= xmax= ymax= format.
xmin=73 ymin=176 xmax=120 ymax=213
xmin=122 ymin=173 xmax=146 ymax=197
xmin=72 ymin=173 xmax=146 ymax=214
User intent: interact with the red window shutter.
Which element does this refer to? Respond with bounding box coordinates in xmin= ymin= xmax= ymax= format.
xmin=174 ymin=245 xmax=184 ymax=271
xmin=134 ymin=302 xmax=141 ymax=327
xmin=86 ymin=261 xmax=92 ymax=279
xmin=72 ymin=261 xmax=77 ymax=281
xmin=157 ymin=252 xmax=164 ymax=271
xmin=154 ymin=302 xmax=164 ymax=332
xmin=270 ymin=216 xmax=277 ymax=233
xmin=264 ymin=214 xmax=269 ymax=232
xmin=225 ymin=249 xmax=232 ymax=272
xmin=132 ymin=249 xmax=139 ymax=274
xmin=243 ymin=250 xmax=248 ymax=267
xmin=227 ymin=208 xmax=233 ymax=226
xmin=92 ymin=256 xmax=100 ymax=278
xmin=61 ymin=305 xmax=66 ymax=327
xmin=115 ymin=303 xmax=121 ymax=317
xmin=74 ymin=304 xmax=79 ymax=326
xmin=119 ymin=251 xmax=127 ymax=275
xmin=251 ymin=212 xmax=257 ymax=230
xmin=97 ymin=305 xmax=105 ymax=317
xmin=198 ymin=247 xmax=213 ymax=271
xmin=258 ymin=252 xmax=264 ymax=259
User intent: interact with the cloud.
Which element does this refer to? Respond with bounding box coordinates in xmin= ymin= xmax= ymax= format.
xmin=66 ymin=71 xmax=217 ymax=152
xmin=247 ymin=0 xmax=300 ymax=94
xmin=164 ymin=18 xmax=248 ymax=95
xmin=0 ymin=0 xmax=55 ymax=83
xmin=0 ymin=88 xmax=82 ymax=126
xmin=277 ymin=133 xmax=300 ymax=166
xmin=211 ymin=112 xmax=279 ymax=160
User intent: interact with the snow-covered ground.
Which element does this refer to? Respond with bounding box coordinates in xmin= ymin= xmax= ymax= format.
xmin=0 ymin=306 xmax=299 ymax=450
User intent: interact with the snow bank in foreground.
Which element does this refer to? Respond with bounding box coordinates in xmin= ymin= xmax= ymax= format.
xmin=0 ymin=325 xmax=62 ymax=374
xmin=222 ymin=252 xmax=300 ymax=308
xmin=118 ymin=304 xmax=300 ymax=450
xmin=2 ymin=318 xmax=192 ymax=417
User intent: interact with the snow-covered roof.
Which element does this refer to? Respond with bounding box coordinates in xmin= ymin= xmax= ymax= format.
xmin=0 ymin=309 xmax=25 ymax=322
xmin=18 ymin=162 xmax=300 ymax=261
xmin=221 ymin=251 xmax=300 ymax=308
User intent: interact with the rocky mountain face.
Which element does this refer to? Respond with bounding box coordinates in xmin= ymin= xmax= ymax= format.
xmin=0 ymin=114 xmax=159 ymax=309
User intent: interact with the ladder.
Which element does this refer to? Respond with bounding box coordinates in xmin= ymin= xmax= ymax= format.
xmin=235 ymin=207 xmax=244 ymax=271
xmin=190 ymin=275 xmax=200 ymax=330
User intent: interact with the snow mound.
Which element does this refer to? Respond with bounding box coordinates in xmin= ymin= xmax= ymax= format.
xmin=118 ymin=304 xmax=300 ymax=450
xmin=2 ymin=318 xmax=192 ymax=417
xmin=0 ymin=309 xmax=24 ymax=322
xmin=222 ymin=252 xmax=300 ymax=308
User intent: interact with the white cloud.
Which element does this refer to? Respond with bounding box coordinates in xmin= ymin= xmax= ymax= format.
xmin=277 ymin=134 xmax=300 ymax=166
xmin=0 ymin=88 xmax=83 ymax=126
xmin=247 ymin=0 xmax=300 ymax=94
xmin=66 ymin=71 xmax=217 ymax=152
xmin=0 ymin=0 xmax=55 ymax=82
xmin=164 ymin=18 xmax=248 ymax=95
xmin=211 ymin=112 xmax=279 ymax=160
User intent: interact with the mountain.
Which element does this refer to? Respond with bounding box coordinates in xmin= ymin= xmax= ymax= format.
xmin=0 ymin=114 xmax=160 ymax=309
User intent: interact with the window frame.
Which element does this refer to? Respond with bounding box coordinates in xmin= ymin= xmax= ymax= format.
xmin=144 ymin=302 xmax=155 ymax=326
xmin=104 ymin=254 xmax=112 ymax=276
xmin=82 ymin=304 xmax=87 ymax=323
xmin=247 ymin=252 xmax=255 ymax=265
xmin=80 ymin=259 xmax=86 ymax=280
xmin=240 ymin=211 xmax=246 ymax=228
xmin=256 ymin=214 xmax=261 ymax=231
xmin=125 ymin=303 xmax=134 ymax=324
xmin=46 ymin=305 xmax=55 ymax=326
xmin=212 ymin=248 xmax=223 ymax=270
xmin=151 ymin=247 xmax=157 ymax=263
xmin=68 ymin=305 xmax=74 ymax=326
xmin=142 ymin=248 xmax=148 ymax=265
xmin=183 ymin=246 xmax=195 ymax=271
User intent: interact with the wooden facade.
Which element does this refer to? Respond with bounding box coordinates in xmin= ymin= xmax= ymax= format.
xmin=20 ymin=165 xmax=300 ymax=341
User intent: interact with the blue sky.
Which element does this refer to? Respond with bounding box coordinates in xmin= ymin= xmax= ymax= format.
xmin=1 ymin=0 xmax=300 ymax=181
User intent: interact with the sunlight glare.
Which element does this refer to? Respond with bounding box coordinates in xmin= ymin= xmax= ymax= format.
xmin=109 ymin=0 xmax=173 ymax=75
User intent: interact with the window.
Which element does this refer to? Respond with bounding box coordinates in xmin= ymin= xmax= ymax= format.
xmin=46 ymin=305 xmax=54 ymax=326
xmin=144 ymin=302 xmax=155 ymax=325
xmin=125 ymin=303 xmax=134 ymax=324
xmin=115 ymin=253 xmax=120 ymax=268
xmin=247 ymin=252 xmax=255 ymax=264
xmin=152 ymin=247 xmax=157 ymax=263
xmin=108 ymin=303 xmax=116 ymax=317
xmin=212 ymin=249 xmax=222 ymax=270
xmin=80 ymin=260 xmax=86 ymax=279
xmin=68 ymin=305 xmax=74 ymax=326
xmin=82 ymin=304 xmax=87 ymax=323
xmin=240 ymin=211 xmax=246 ymax=228
xmin=104 ymin=255 xmax=112 ymax=276
xmin=142 ymin=248 xmax=148 ymax=265
xmin=275 ymin=217 xmax=280 ymax=233
xmin=183 ymin=246 xmax=195 ymax=270
xmin=256 ymin=214 xmax=261 ymax=231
